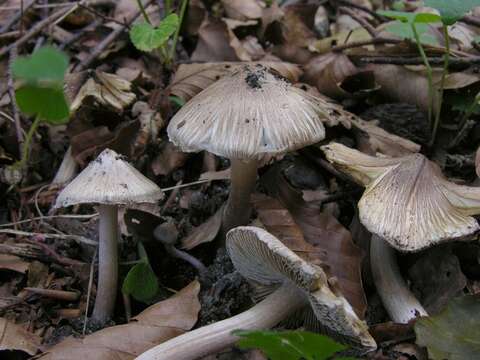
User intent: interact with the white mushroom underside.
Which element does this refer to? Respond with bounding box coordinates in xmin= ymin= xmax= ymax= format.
xmin=55 ymin=149 xmax=164 ymax=208
xmin=167 ymin=65 xmax=332 ymax=159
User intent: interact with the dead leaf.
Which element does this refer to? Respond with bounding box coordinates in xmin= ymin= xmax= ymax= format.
xmin=281 ymin=3 xmax=317 ymax=48
xmin=241 ymin=36 xmax=266 ymax=60
xmin=70 ymin=71 xmax=136 ymax=113
xmin=151 ymin=142 xmax=189 ymax=177
xmin=222 ymin=0 xmax=263 ymax=21
xmin=131 ymin=101 xmax=164 ymax=157
xmin=38 ymin=281 xmax=201 ymax=360
xmin=184 ymin=0 xmax=206 ymax=36
xmin=0 ymin=318 xmax=41 ymax=356
xmin=0 ymin=254 xmax=30 ymax=273
xmin=259 ymin=1 xmax=284 ymax=40
xmin=259 ymin=168 xmax=367 ymax=317
xmin=170 ymin=61 xmax=301 ymax=102
xmin=181 ymin=206 xmax=223 ymax=250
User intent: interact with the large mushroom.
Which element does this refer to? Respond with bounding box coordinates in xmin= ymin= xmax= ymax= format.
xmin=167 ymin=64 xmax=355 ymax=233
xmin=135 ymin=226 xmax=376 ymax=360
xmin=55 ymin=149 xmax=164 ymax=323
xmin=321 ymin=142 xmax=480 ymax=322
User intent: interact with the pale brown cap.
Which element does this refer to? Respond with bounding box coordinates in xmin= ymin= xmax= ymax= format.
xmin=321 ymin=142 xmax=480 ymax=251
xmin=55 ymin=149 xmax=164 ymax=208
xmin=167 ymin=65 xmax=351 ymax=160
xmin=227 ymin=226 xmax=376 ymax=348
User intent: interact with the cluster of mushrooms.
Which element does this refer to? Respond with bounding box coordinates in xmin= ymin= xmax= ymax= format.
xmin=54 ymin=65 xmax=480 ymax=359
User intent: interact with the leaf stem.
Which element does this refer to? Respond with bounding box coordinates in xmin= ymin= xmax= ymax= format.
xmin=429 ymin=23 xmax=450 ymax=147
xmin=15 ymin=115 xmax=42 ymax=168
xmin=411 ymin=23 xmax=434 ymax=130
xmin=168 ymin=0 xmax=188 ymax=63
xmin=165 ymin=0 xmax=172 ymax=15
xmin=136 ymin=0 xmax=151 ymax=24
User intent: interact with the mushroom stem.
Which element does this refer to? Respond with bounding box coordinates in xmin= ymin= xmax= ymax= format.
xmin=92 ymin=204 xmax=119 ymax=323
xmin=135 ymin=283 xmax=305 ymax=360
xmin=222 ymin=159 xmax=258 ymax=233
xmin=370 ymin=235 xmax=428 ymax=323
xmin=164 ymin=244 xmax=208 ymax=275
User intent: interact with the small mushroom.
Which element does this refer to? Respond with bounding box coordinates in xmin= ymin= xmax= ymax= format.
xmin=321 ymin=142 xmax=480 ymax=322
xmin=55 ymin=149 xmax=164 ymax=324
xmin=135 ymin=226 xmax=375 ymax=360
xmin=153 ymin=222 xmax=207 ymax=276
xmin=168 ymin=65 xmax=355 ymax=234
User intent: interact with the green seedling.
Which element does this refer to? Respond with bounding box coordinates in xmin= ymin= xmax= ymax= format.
xmin=235 ymin=330 xmax=355 ymax=360
xmin=12 ymin=46 xmax=70 ymax=169
xmin=130 ymin=0 xmax=188 ymax=66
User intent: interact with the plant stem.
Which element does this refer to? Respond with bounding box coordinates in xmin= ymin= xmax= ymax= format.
xmin=222 ymin=159 xmax=258 ymax=236
xmin=135 ymin=283 xmax=306 ymax=360
xmin=92 ymin=204 xmax=119 ymax=324
xmin=168 ymin=0 xmax=188 ymax=63
xmin=429 ymin=23 xmax=450 ymax=147
xmin=15 ymin=115 xmax=41 ymax=168
xmin=370 ymin=235 xmax=428 ymax=323
xmin=411 ymin=23 xmax=435 ymax=130
xmin=165 ymin=0 xmax=172 ymax=15
xmin=136 ymin=0 xmax=151 ymax=24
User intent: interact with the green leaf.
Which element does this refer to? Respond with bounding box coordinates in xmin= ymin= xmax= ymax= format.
xmin=12 ymin=46 xmax=68 ymax=85
xmin=378 ymin=10 xmax=441 ymax=24
xmin=122 ymin=262 xmax=159 ymax=302
xmin=385 ymin=22 xmax=439 ymax=45
xmin=130 ymin=14 xmax=179 ymax=51
xmin=12 ymin=46 xmax=69 ymax=123
xmin=415 ymin=295 xmax=480 ymax=360
xmin=425 ymin=0 xmax=480 ymax=25
xmin=235 ymin=330 xmax=351 ymax=360
xmin=169 ymin=95 xmax=186 ymax=107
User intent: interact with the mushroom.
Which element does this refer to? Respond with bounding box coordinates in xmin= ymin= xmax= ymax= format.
xmin=135 ymin=226 xmax=376 ymax=360
xmin=321 ymin=142 xmax=480 ymax=322
xmin=55 ymin=149 xmax=164 ymax=323
xmin=167 ymin=64 xmax=355 ymax=234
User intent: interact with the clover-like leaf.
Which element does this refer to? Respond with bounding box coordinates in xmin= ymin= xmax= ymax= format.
xmin=122 ymin=262 xmax=159 ymax=303
xmin=425 ymin=0 xmax=480 ymax=25
xmin=130 ymin=14 xmax=179 ymax=52
xmin=235 ymin=330 xmax=352 ymax=360
xmin=379 ymin=10 xmax=441 ymax=24
xmin=385 ymin=22 xmax=439 ymax=45
xmin=415 ymin=296 xmax=480 ymax=360
xmin=12 ymin=46 xmax=70 ymax=123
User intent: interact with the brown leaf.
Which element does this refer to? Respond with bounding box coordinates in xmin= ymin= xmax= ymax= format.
xmin=259 ymin=168 xmax=367 ymax=317
xmin=0 ymin=254 xmax=30 ymax=273
xmin=184 ymin=0 xmax=207 ymax=36
xmin=0 ymin=318 xmax=41 ymax=355
xmin=38 ymin=281 xmax=201 ymax=360
xmin=170 ymin=61 xmax=302 ymax=102
xmin=476 ymin=146 xmax=480 ymax=178
xmin=222 ymin=0 xmax=263 ymax=21
xmin=181 ymin=206 xmax=223 ymax=250
xmin=151 ymin=142 xmax=189 ymax=177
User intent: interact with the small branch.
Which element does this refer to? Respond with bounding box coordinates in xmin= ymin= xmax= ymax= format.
xmin=357 ymin=54 xmax=480 ymax=68
xmin=24 ymin=287 xmax=80 ymax=301
xmin=0 ymin=0 xmax=35 ymax=35
xmin=333 ymin=0 xmax=388 ymax=23
xmin=0 ymin=228 xmax=97 ymax=246
xmin=339 ymin=6 xmax=377 ymax=37
xmin=332 ymin=37 xmax=401 ymax=52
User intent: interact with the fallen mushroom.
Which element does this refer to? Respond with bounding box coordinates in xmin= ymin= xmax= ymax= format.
xmin=167 ymin=64 xmax=357 ymax=234
xmin=153 ymin=222 xmax=207 ymax=276
xmin=321 ymin=142 xmax=480 ymax=322
xmin=55 ymin=149 xmax=164 ymax=324
xmin=135 ymin=226 xmax=376 ymax=360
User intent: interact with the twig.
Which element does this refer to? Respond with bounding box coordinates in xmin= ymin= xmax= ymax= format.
xmin=339 ymin=6 xmax=377 ymax=37
xmin=0 ymin=229 xmax=97 ymax=246
xmin=333 ymin=0 xmax=387 ymax=23
xmin=0 ymin=213 xmax=97 ymax=228
xmin=0 ymin=0 xmax=35 ymax=35
xmin=0 ymin=3 xmax=77 ymax=58
xmin=74 ymin=0 xmax=155 ymax=71
xmin=332 ymin=37 xmax=402 ymax=52
xmin=7 ymin=46 xmax=23 ymax=157
xmin=77 ymin=3 xmax=127 ymax=28
xmin=357 ymin=55 xmax=480 ymax=67
xmin=24 ymin=287 xmax=80 ymax=301
xmin=24 ymin=238 xmax=85 ymax=266
xmin=59 ymin=19 xmax=100 ymax=50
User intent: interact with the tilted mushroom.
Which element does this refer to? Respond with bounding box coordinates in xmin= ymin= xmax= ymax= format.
xmin=55 ymin=149 xmax=164 ymax=323
xmin=321 ymin=142 xmax=480 ymax=322
xmin=167 ymin=64 xmax=356 ymax=233
xmin=135 ymin=226 xmax=376 ymax=360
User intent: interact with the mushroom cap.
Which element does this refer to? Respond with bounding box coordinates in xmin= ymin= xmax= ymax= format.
xmin=321 ymin=142 xmax=480 ymax=251
xmin=167 ymin=64 xmax=335 ymax=160
xmin=226 ymin=226 xmax=376 ymax=348
xmin=55 ymin=149 xmax=164 ymax=208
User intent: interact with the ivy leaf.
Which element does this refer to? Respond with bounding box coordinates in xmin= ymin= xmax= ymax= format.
xmin=378 ymin=10 xmax=441 ymax=24
xmin=130 ymin=14 xmax=179 ymax=51
xmin=235 ymin=330 xmax=353 ymax=360
xmin=415 ymin=295 xmax=480 ymax=360
xmin=122 ymin=262 xmax=159 ymax=302
xmin=12 ymin=46 xmax=70 ymax=123
xmin=425 ymin=0 xmax=480 ymax=25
